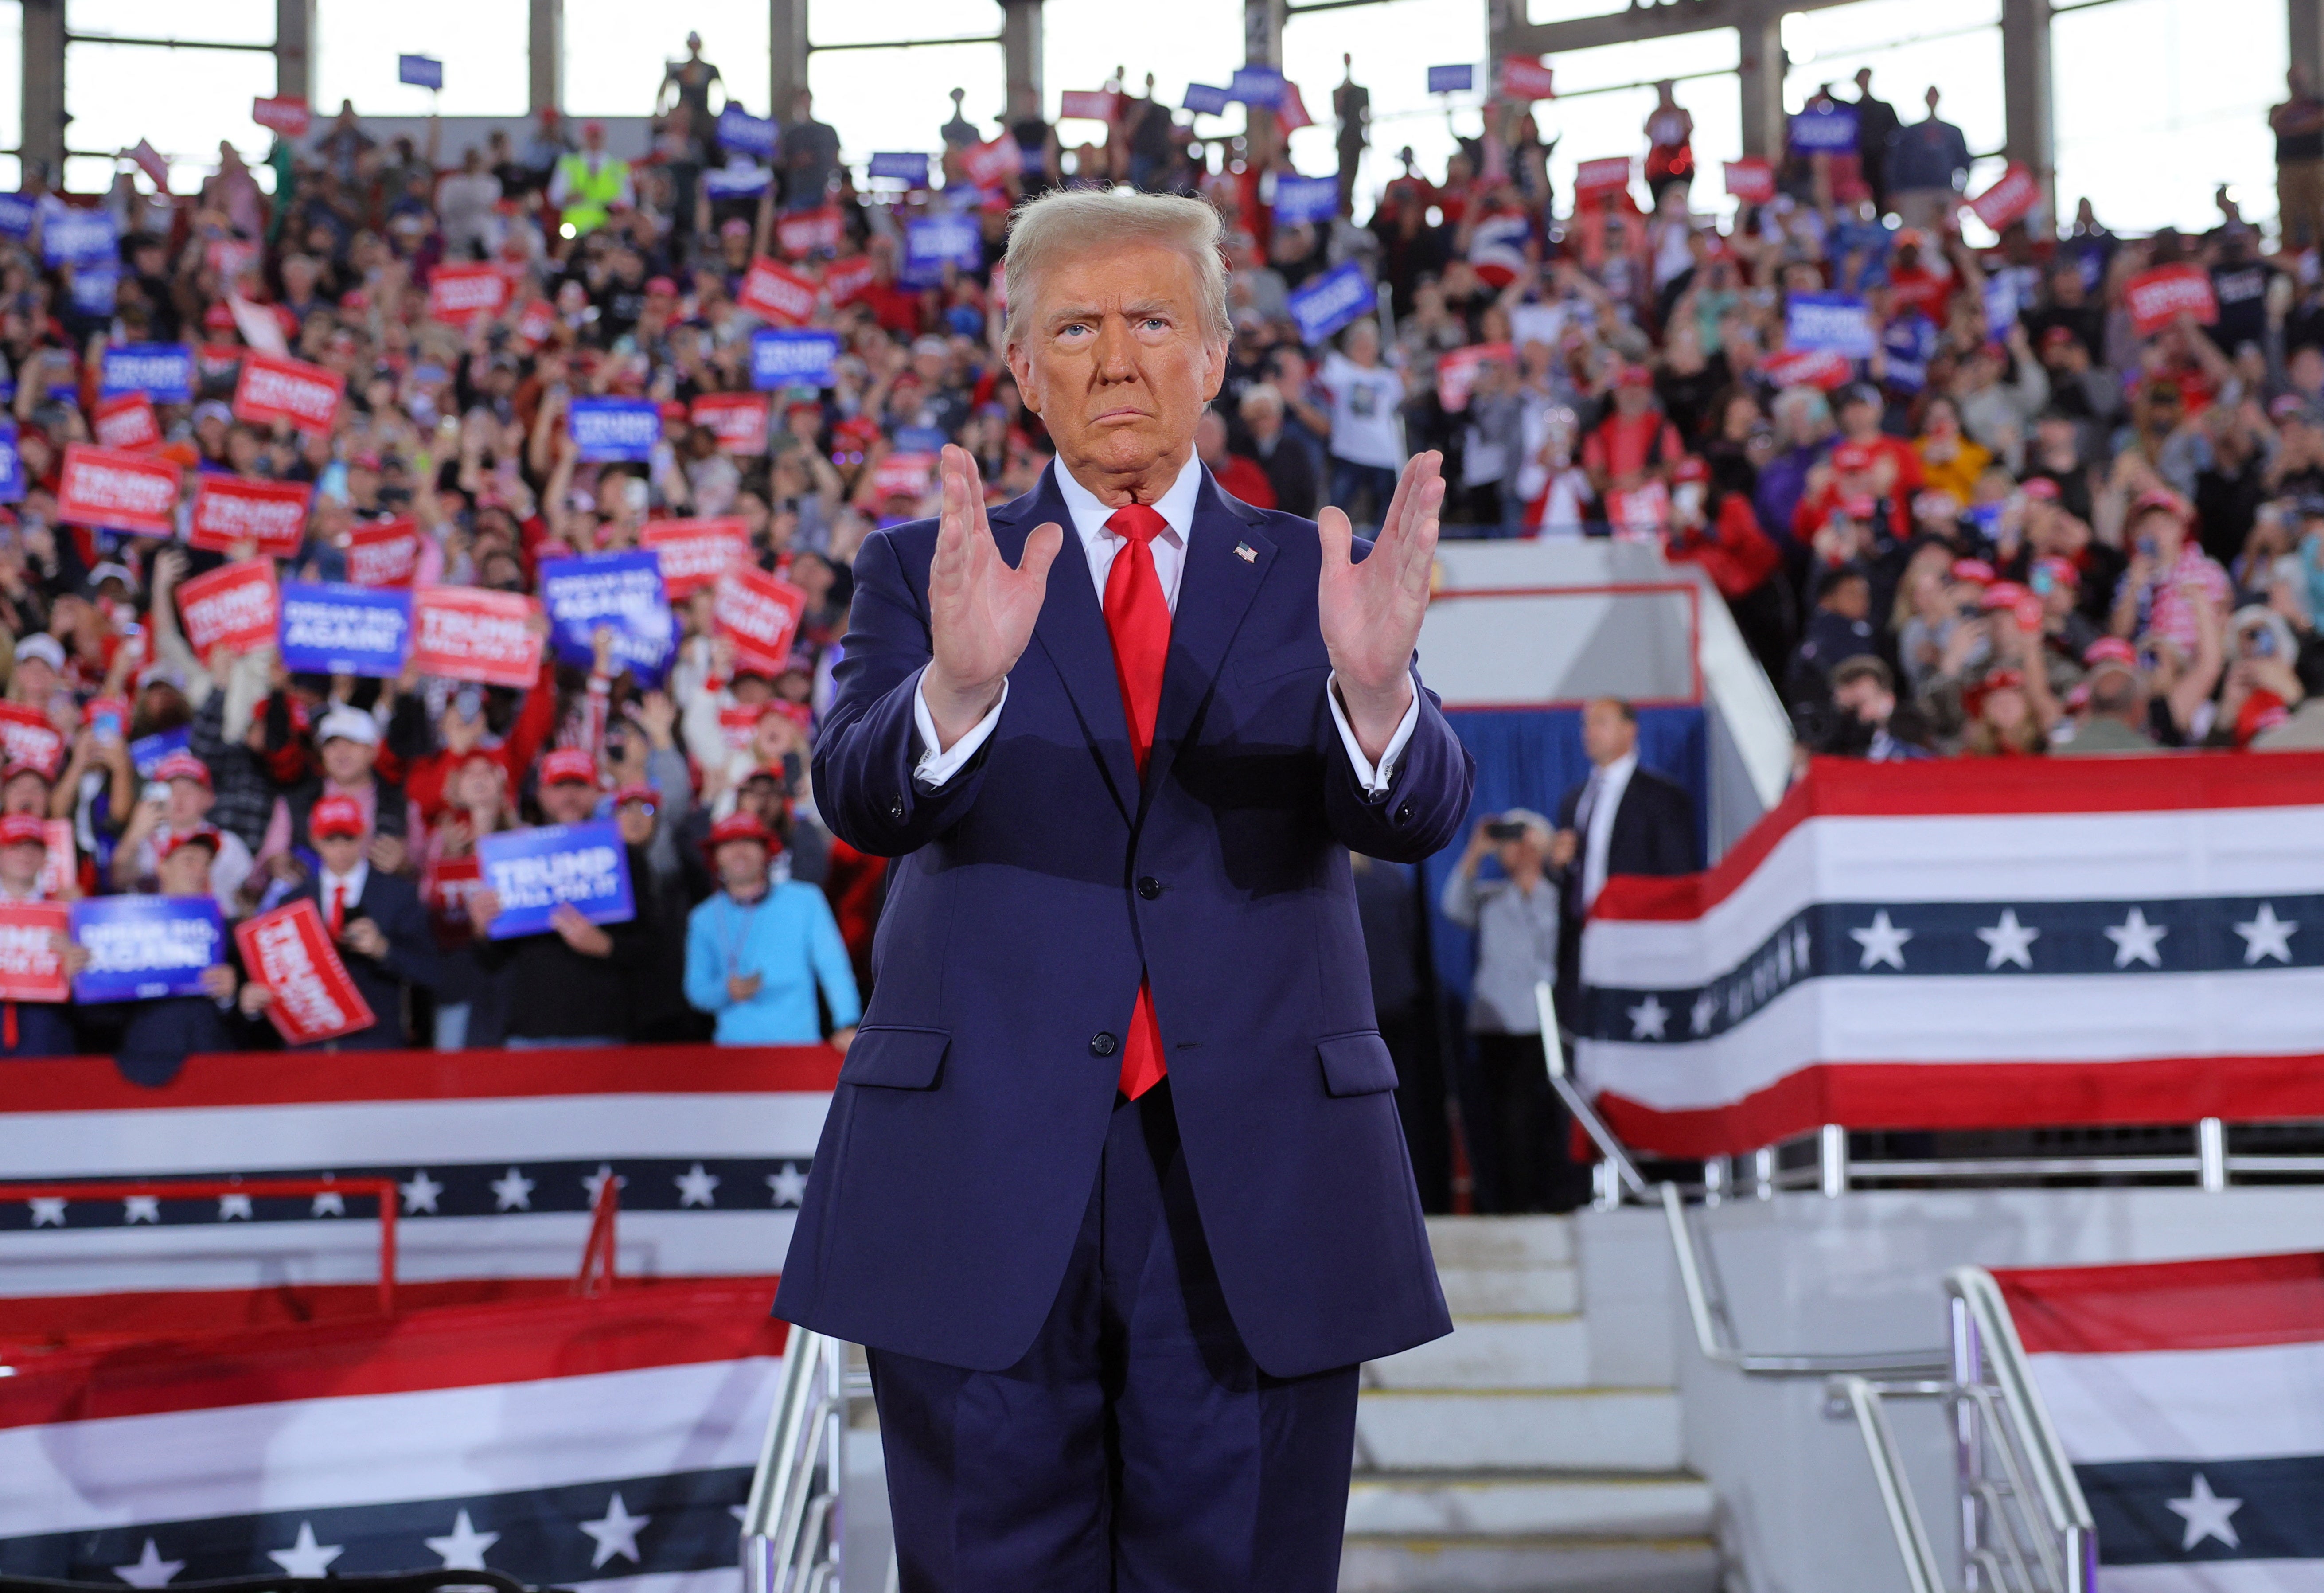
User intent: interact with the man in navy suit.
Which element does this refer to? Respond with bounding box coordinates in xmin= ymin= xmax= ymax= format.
xmin=778 ymin=187 xmax=1473 ymax=1592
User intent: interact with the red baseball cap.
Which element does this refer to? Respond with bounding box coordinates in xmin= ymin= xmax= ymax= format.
xmin=1980 ymin=580 xmax=2031 ymax=611
xmin=2 ymin=760 xmax=52 ymax=787
xmin=310 ymin=794 xmax=366 ymax=839
xmin=2083 ymin=636 xmax=2138 ymax=667
xmin=1614 ymin=364 xmax=1655 ymax=389
xmin=1950 ymin=558 xmax=1996 ymax=586
xmin=540 ymin=747 xmax=600 ymax=788
xmin=0 ymin=814 xmax=47 ymax=848
xmin=155 ymin=751 xmax=212 ymax=789
xmin=157 ymin=824 xmax=222 ymax=861
xmin=1831 ymin=441 xmax=1876 ymax=472
xmin=2020 ymin=476 xmax=2061 ymax=502
xmin=1670 ymin=456 xmax=1710 ymax=484
xmin=706 ymin=812 xmax=774 ymax=856
xmin=613 ymin=782 xmax=659 ymax=808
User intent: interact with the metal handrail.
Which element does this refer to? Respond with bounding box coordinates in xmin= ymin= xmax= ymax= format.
xmin=1835 ymin=1374 xmax=1948 ymax=1593
xmin=741 ymin=1325 xmax=847 ymax=1593
xmin=1947 ymin=1267 xmax=2094 ymax=1591
xmin=1533 ymin=982 xmax=1649 ymax=1199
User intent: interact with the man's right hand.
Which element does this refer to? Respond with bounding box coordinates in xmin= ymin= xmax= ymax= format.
xmin=923 ymin=444 xmax=1064 ymax=750
xmin=1548 ymin=828 xmax=1579 ymax=871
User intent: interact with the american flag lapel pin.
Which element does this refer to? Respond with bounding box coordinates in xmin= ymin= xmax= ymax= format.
xmin=1234 ymin=541 xmax=1257 ymax=563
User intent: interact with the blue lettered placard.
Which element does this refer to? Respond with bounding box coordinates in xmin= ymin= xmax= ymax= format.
xmin=1272 ymin=175 xmax=1340 ymax=227
xmin=751 ymin=329 xmax=840 ymax=390
xmin=129 ymin=726 xmax=191 ymax=778
xmin=477 ymin=820 xmax=636 ymax=939
xmin=719 ymin=105 xmax=779 ymax=158
xmin=101 ymin=344 xmax=195 ymax=403
xmin=278 ymin=581 xmax=413 ymax=679
xmin=1785 ymin=292 xmax=1876 ymax=359
xmin=1230 ymin=66 xmax=1287 ymax=108
xmin=43 ymin=206 xmax=117 ymax=268
xmin=1788 ymin=105 xmax=1860 ymax=152
xmin=540 ymin=549 xmax=675 ymax=683
xmin=905 ymin=215 xmax=981 ymax=273
xmin=1882 ymin=312 xmax=1937 ymax=394
xmin=1287 ymin=262 xmax=1378 ymax=345
xmin=1427 ymin=64 xmax=1475 ymax=94
xmin=1982 ymin=271 xmax=2020 ymax=331
xmin=0 ymin=421 xmax=23 ymax=505
xmin=1182 ymin=83 xmax=1232 ymax=116
xmin=569 ymin=397 xmax=662 ymax=463
xmin=869 ymin=152 xmax=930 ymax=184
xmin=70 ymin=268 xmax=118 ymax=316
xmin=0 ymin=195 xmax=33 ymax=240
xmin=70 ymin=895 xmax=226 ymax=1003
xmin=398 ymin=54 xmax=444 ymax=91
xmin=704 ymin=164 xmax=772 ymax=199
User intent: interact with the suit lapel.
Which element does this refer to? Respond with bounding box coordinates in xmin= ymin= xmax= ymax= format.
xmin=1140 ymin=472 xmax=1276 ymax=805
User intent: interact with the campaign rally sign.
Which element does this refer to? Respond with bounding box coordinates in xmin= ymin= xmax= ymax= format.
xmin=644 ymin=518 xmax=750 ymax=597
xmin=344 ymin=517 xmax=421 ymax=587
xmin=905 ymin=215 xmax=981 ymax=278
xmin=1427 ymin=64 xmax=1475 ymax=94
xmin=1970 ymin=162 xmax=2040 ymax=232
xmin=2127 ymin=264 xmax=2219 ymax=337
xmin=541 ymin=550 xmax=676 ymax=682
xmin=718 ymin=103 xmax=779 ymax=157
xmin=278 ymin=582 xmax=412 ymax=679
xmin=692 ymin=392 xmax=771 ymax=454
xmin=398 ymin=53 xmax=444 ymax=90
xmin=56 ymin=444 xmax=180 ymax=535
xmin=703 ymin=162 xmax=772 ymax=199
xmin=410 ymin=586 xmax=540 ymax=688
xmin=871 ymin=451 xmax=936 ymax=502
xmin=869 ymin=152 xmax=930 ymax=184
xmin=176 ymin=562 xmax=280 ymax=656
xmin=477 ymin=820 xmax=636 ymax=939
xmin=776 ymin=207 xmax=844 ymax=258
xmin=1789 ymin=104 xmax=1860 ymax=152
xmin=567 ymin=397 xmax=661 ymax=463
xmin=1760 ymin=346 xmax=1854 ymax=391
xmin=91 ymin=394 xmax=160 ymax=453
xmin=714 ymin=567 xmax=810 ymax=673
xmin=1057 ymin=90 xmax=1121 ymax=122
xmin=1983 ymin=270 xmax=2020 ymax=332
xmin=962 ymin=137 xmax=1022 ymax=187
xmin=0 ymin=901 xmax=70 ymax=1003
xmin=1436 ymin=343 xmax=1515 ymax=414
xmin=41 ymin=206 xmax=116 ymax=269
xmin=751 ymin=328 xmax=841 ymax=390
xmin=1574 ymin=157 xmax=1634 ymax=201
xmin=1273 ymin=175 xmax=1340 ymax=226
xmin=100 ymin=343 xmax=194 ymax=403
xmin=0 ymin=706 xmax=66 ymax=780
xmin=0 ymin=194 xmax=36 ymax=239
xmin=1229 ymin=66 xmax=1286 ymax=108
xmin=0 ymin=423 xmax=19 ymax=504
xmin=825 ymin=254 xmax=876 ymax=306
xmin=1288 ymin=262 xmax=1378 ymax=346
xmin=189 ymin=476 xmax=311 ymax=557
xmin=737 ymin=256 xmax=819 ymax=325
xmin=129 ymin=727 xmax=189 ymax=779
xmin=1785 ymin=291 xmax=1877 ymax=359
xmin=235 ymin=898 xmax=375 ymax=1046
xmin=251 ymin=94 xmax=311 ymax=137
xmin=1182 ymin=82 xmax=1232 ymax=116
xmin=70 ymin=895 xmax=225 ymax=1003
xmin=68 ymin=267 xmax=118 ymax=317
xmin=232 ymin=351 xmax=343 ymax=434
xmin=1723 ymin=158 xmax=1776 ymax=204
xmin=1497 ymin=56 xmax=1556 ymax=102
xmin=426 ymin=262 xmax=509 ymax=325
xmin=1882 ymin=312 xmax=1939 ymax=393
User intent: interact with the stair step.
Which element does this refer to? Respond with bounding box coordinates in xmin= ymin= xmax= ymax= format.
xmin=1426 ymin=1215 xmax=1574 ymax=1268
xmin=1366 ymin=1316 xmax=1590 ymax=1390
xmin=1354 ymin=1390 xmax=1683 ymax=1473
xmin=1339 ymin=1535 xmax=1720 ymax=1593
xmin=1346 ymin=1472 xmax=1713 ymax=1538
xmin=1438 ymin=1264 xmax=1581 ymax=1316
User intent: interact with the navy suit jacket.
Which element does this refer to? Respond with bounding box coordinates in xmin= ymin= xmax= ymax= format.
xmin=776 ymin=465 xmax=1474 ymax=1378
xmin=289 ymin=871 xmax=441 ymax=1049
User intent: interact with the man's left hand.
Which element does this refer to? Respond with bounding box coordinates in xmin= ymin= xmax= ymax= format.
xmin=341 ymin=918 xmax=389 ymax=960
xmin=550 ymin=902 xmax=614 ymax=957
xmin=1319 ymin=451 xmax=1445 ymax=761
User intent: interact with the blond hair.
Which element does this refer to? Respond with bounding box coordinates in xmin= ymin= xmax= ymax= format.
xmin=1002 ymin=186 xmax=1231 ymax=352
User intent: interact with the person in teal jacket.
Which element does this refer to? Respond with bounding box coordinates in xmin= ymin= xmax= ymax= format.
xmin=685 ymin=813 xmax=862 ymax=1046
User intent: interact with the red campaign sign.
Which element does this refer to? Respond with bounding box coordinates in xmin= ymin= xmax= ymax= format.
xmin=411 ymin=586 xmax=542 ymax=688
xmin=1435 ymin=342 xmax=1515 ymax=414
xmin=421 ymin=852 xmax=486 ymax=946
xmin=251 ymin=95 xmax=312 ymax=137
xmin=427 ymin=263 xmax=511 ymax=326
xmin=871 ymin=452 xmax=936 ymax=501
xmin=645 ymin=518 xmax=751 ymax=597
xmin=56 ymin=444 xmax=181 ymax=536
xmin=232 ymin=351 xmax=345 ymax=434
xmin=962 ymin=137 xmax=1022 ymax=187
xmin=2126 ymin=264 xmax=2219 ymax=338
xmin=207 ymin=238 xmax=261 ymax=286
xmin=719 ymin=703 xmax=765 ymax=750
xmin=92 ymin=394 xmax=160 ymax=453
xmin=825 ymin=255 xmax=876 ymax=306
xmin=1761 ymin=347 xmax=1855 ymax=391
xmin=1499 ymin=56 xmax=1556 ymax=102
xmin=1723 ymin=158 xmax=1776 ymax=204
xmin=515 ymin=298 xmax=559 ymax=347
xmin=1574 ymin=157 xmax=1633 ymax=199
xmin=1969 ymin=163 xmax=2040 ymax=232
xmin=0 ymin=705 xmax=66 ymax=781
xmin=345 ymin=518 xmax=422 ymax=587
xmin=1276 ymin=82 xmax=1314 ymax=134
xmin=190 ymin=476 xmax=311 ymax=557
xmin=196 ymin=342 xmax=245 ymax=386
xmin=177 ymin=562 xmax=280 ymax=655
xmin=235 ymin=897 xmax=377 ymax=1046
xmin=690 ymin=393 xmax=771 ymax=456
xmin=0 ymin=902 xmax=72 ymax=1003
xmin=1057 ymin=90 xmax=1122 ymax=123
xmin=34 ymin=820 xmax=73 ymax=899
xmin=737 ymin=257 xmax=819 ymax=326
xmin=775 ymin=207 xmax=844 ymax=258
xmin=714 ymin=567 xmax=810 ymax=673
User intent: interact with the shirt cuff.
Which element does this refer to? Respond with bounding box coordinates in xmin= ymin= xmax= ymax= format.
xmin=912 ymin=668 xmax=1008 ymax=789
xmin=1327 ymin=673 xmax=1421 ymax=797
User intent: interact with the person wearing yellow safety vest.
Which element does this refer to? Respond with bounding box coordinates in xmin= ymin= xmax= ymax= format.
xmin=548 ymin=121 xmax=634 ymax=239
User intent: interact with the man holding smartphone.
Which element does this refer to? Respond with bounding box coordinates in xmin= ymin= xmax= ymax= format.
xmin=113 ymin=753 xmax=254 ymax=916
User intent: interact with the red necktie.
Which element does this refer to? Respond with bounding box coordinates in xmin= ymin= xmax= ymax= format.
xmin=1102 ymin=503 xmax=1172 ymax=1101
xmin=330 ymin=884 xmax=347 ymax=939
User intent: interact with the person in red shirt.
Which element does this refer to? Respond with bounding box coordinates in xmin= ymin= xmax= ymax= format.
xmin=1884 ymin=230 xmax=1956 ymax=324
xmin=1663 ymin=457 xmax=1790 ymax=685
xmin=1196 ymin=406 xmax=1276 ymax=510
xmin=1582 ymin=366 xmax=1685 ymax=509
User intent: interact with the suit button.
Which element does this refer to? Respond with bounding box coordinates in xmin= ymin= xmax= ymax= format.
xmin=1090 ymin=1032 xmax=1118 ymax=1058
xmin=1136 ymin=876 xmax=1162 ymax=899
xmin=1396 ymin=804 xmax=1413 ymax=823
xmin=889 ymin=800 xmax=907 ymax=820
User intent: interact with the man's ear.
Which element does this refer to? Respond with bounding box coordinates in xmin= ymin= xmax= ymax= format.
xmin=1201 ymin=336 xmax=1228 ymax=403
xmin=1005 ymin=340 xmax=1042 ymax=416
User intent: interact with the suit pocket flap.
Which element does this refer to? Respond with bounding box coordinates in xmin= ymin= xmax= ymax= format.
xmin=838 ymin=1026 xmax=951 ymax=1089
xmin=1316 ymin=1031 xmax=1399 ymax=1097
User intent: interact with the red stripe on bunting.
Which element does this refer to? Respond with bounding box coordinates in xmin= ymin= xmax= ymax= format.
xmin=1994 ymin=1251 xmax=2324 ymax=1355
xmin=1592 ymin=752 xmax=2324 ymax=924
xmin=0 ymin=1277 xmax=788 ymax=1430
xmin=0 ymin=1276 xmax=600 ymax=1346
xmin=0 ymin=1044 xmax=844 ymax=1113
xmin=1594 ymin=1053 xmax=2324 ymax=1160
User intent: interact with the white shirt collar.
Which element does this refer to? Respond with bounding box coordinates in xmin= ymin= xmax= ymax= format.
xmin=1052 ymin=450 xmax=1204 ymax=554
xmin=322 ymin=860 xmax=369 ymax=904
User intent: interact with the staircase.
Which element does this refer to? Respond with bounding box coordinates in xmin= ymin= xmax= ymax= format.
xmin=1341 ymin=1215 xmax=1720 ymax=1592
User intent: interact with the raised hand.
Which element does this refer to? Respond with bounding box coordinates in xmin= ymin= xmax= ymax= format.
xmin=1318 ymin=451 xmax=1445 ymax=760
xmin=923 ymin=443 xmax=1064 ymax=750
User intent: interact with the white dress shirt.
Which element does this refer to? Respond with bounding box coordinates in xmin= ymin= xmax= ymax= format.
xmin=320 ymin=860 xmax=370 ymax=927
xmin=912 ymin=455 xmax=1420 ymax=793
xmin=1578 ymin=749 xmax=1637 ymax=910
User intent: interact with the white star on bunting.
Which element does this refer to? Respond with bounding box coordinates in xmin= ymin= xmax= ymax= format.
xmin=311 ymin=1188 xmax=345 ymax=1218
xmin=767 ymin=1165 xmax=809 ymax=1207
xmin=2164 ymin=1471 xmax=2242 ymax=1551
xmin=218 ymin=1193 xmax=253 ymax=1221
xmin=1976 ymin=909 xmax=2040 ymax=970
xmin=579 ymin=1491 xmax=650 ymax=1567
xmin=424 ymin=1508 xmax=500 ymax=1570
xmin=112 ymin=1539 xmax=184 ymax=1588
xmin=1689 ymin=992 xmax=1717 ymax=1036
xmin=1776 ymin=933 xmax=1793 ymax=983
xmin=2233 ymin=902 xmax=2297 ymax=965
xmin=1849 ymin=911 xmax=1912 ymax=970
xmin=124 ymin=1195 xmax=160 ymax=1224
xmin=491 ymin=1167 xmax=536 ymax=1211
xmin=399 ymin=1170 xmax=444 ymax=1214
xmin=2104 ymin=906 xmax=2167 ymax=969
xmin=1792 ymin=921 xmax=1812 ymax=975
xmin=582 ymin=1164 xmax=628 ymax=1206
xmin=1625 ymin=995 xmax=1669 ymax=1041
xmin=266 ymin=1522 xmax=344 ymax=1577
xmin=675 ymin=1163 xmax=722 ymax=1207
xmin=29 ymin=1197 xmax=64 ymax=1227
